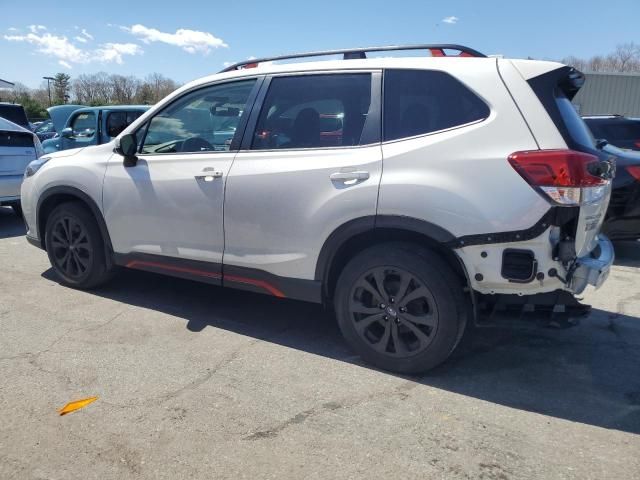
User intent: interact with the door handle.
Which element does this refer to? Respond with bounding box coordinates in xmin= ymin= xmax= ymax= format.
xmin=195 ymin=171 xmax=223 ymax=182
xmin=330 ymin=171 xmax=370 ymax=182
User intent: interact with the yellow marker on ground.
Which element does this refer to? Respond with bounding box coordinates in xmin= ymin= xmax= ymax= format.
xmin=58 ymin=396 xmax=98 ymax=416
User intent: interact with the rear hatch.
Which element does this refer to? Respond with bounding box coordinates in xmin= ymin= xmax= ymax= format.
xmin=526 ymin=66 xmax=616 ymax=257
xmin=0 ymin=129 xmax=36 ymax=176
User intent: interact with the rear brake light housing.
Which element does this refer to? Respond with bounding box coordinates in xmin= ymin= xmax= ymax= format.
xmin=627 ymin=165 xmax=640 ymax=181
xmin=508 ymin=150 xmax=609 ymax=206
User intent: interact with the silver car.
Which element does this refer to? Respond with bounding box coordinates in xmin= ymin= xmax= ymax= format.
xmin=0 ymin=116 xmax=43 ymax=215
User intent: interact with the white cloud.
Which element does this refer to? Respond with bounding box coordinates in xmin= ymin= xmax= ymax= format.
xmin=125 ymin=24 xmax=227 ymax=54
xmin=5 ymin=32 xmax=87 ymax=63
xmin=28 ymin=25 xmax=47 ymax=33
xmin=7 ymin=27 xmax=19 ymax=32
xmin=81 ymin=28 xmax=93 ymax=40
xmin=4 ymin=30 xmax=143 ymax=66
xmin=75 ymin=36 xmax=88 ymax=43
xmin=95 ymin=43 xmax=143 ymax=64
xmin=442 ymin=16 xmax=459 ymax=24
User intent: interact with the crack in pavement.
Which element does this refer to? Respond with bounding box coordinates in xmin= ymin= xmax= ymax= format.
xmin=0 ymin=311 xmax=125 ymax=363
xmin=101 ymin=322 xmax=300 ymax=410
xmin=243 ymin=381 xmax=417 ymax=441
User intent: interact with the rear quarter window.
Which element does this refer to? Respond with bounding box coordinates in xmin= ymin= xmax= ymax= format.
xmin=383 ymin=69 xmax=489 ymax=141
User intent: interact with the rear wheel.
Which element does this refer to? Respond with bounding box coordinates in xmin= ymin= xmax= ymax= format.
xmin=44 ymin=202 xmax=114 ymax=289
xmin=334 ymin=243 xmax=466 ymax=374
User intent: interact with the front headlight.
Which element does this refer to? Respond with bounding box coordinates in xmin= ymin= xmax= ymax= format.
xmin=25 ymin=156 xmax=51 ymax=178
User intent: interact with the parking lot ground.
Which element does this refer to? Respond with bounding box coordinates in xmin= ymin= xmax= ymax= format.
xmin=1 ymin=206 xmax=639 ymax=480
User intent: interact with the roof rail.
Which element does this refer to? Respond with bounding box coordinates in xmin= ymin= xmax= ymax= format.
xmin=220 ymin=44 xmax=486 ymax=73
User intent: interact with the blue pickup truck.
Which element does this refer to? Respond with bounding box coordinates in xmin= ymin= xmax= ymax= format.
xmin=42 ymin=105 xmax=149 ymax=153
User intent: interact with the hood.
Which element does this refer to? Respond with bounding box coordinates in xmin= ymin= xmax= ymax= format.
xmin=42 ymin=146 xmax=85 ymax=160
xmin=47 ymin=104 xmax=84 ymax=132
xmin=0 ymin=116 xmax=32 ymax=134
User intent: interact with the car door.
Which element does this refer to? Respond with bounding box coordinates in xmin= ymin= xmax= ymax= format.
xmin=224 ymin=71 xmax=382 ymax=294
xmin=103 ymin=78 xmax=261 ymax=280
xmin=62 ymin=110 xmax=98 ymax=150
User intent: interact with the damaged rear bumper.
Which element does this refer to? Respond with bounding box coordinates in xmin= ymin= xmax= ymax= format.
xmin=569 ymin=235 xmax=614 ymax=295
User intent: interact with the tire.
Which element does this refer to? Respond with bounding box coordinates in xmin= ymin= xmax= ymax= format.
xmin=334 ymin=242 xmax=467 ymax=374
xmin=10 ymin=202 xmax=22 ymax=217
xmin=44 ymin=202 xmax=114 ymax=290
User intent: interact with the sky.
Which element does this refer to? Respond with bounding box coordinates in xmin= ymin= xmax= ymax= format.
xmin=1 ymin=0 xmax=639 ymax=89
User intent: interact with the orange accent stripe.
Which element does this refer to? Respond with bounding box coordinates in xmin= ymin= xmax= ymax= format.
xmin=224 ymin=274 xmax=286 ymax=298
xmin=125 ymin=260 xmax=221 ymax=279
xmin=124 ymin=260 xmax=285 ymax=298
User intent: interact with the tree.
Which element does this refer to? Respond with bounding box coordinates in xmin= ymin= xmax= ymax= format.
xmin=53 ymin=72 xmax=72 ymax=104
xmin=4 ymin=82 xmax=48 ymax=119
xmin=561 ymin=42 xmax=640 ymax=73
xmin=110 ymin=75 xmax=140 ymax=104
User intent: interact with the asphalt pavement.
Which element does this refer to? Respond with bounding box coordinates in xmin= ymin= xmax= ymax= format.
xmin=1 ymin=206 xmax=639 ymax=480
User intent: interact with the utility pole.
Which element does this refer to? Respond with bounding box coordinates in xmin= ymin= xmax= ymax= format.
xmin=43 ymin=76 xmax=54 ymax=106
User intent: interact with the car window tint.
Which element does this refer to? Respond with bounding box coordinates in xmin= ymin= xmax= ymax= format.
xmin=141 ymin=80 xmax=256 ymax=154
xmin=106 ymin=111 xmax=143 ymax=138
xmin=251 ymin=74 xmax=372 ymax=150
xmin=71 ymin=112 xmax=96 ymax=138
xmin=106 ymin=112 xmax=127 ymax=137
xmin=383 ymin=69 xmax=489 ymax=141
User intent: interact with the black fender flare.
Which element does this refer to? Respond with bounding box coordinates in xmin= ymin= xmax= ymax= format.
xmin=36 ymin=185 xmax=114 ymax=255
xmin=314 ymin=214 xmax=457 ymax=284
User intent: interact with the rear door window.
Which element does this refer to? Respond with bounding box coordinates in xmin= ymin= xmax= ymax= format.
xmin=107 ymin=111 xmax=145 ymax=138
xmin=250 ymin=74 xmax=372 ymax=150
xmin=383 ymin=69 xmax=489 ymax=141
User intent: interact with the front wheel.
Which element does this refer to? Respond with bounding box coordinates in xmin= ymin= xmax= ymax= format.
xmin=334 ymin=243 xmax=467 ymax=374
xmin=44 ymin=202 xmax=114 ymax=289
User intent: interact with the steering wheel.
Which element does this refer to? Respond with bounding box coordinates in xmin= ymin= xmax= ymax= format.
xmin=181 ymin=136 xmax=214 ymax=153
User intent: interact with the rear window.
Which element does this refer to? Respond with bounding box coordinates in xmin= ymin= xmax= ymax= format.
xmin=555 ymin=93 xmax=595 ymax=149
xmin=0 ymin=105 xmax=29 ymax=128
xmin=0 ymin=131 xmax=34 ymax=147
xmin=383 ymin=69 xmax=489 ymax=141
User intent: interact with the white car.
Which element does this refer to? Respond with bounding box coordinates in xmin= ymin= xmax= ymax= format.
xmin=20 ymin=44 xmax=616 ymax=373
xmin=0 ymin=116 xmax=43 ymax=215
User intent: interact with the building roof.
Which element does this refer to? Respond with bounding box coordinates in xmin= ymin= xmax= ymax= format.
xmin=0 ymin=78 xmax=15 ymax=89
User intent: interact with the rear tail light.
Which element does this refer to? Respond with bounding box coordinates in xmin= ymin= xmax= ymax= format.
xmin=627 ymin=165 xmax=640 ymax=181
xmin=508 ymin=150 xmax=609 ymax=206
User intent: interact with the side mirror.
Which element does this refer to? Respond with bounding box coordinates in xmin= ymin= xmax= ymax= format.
xmin=61 ymin=127 xmax=74 ymax=138
xmin=115 ymin=133 xmax=138 ymax=167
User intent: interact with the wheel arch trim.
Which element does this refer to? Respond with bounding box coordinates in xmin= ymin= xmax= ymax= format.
xmin=314 ymin=214 xmax=458 ymax=285
xmin=36 ymin=185 xmax=113 ymax=255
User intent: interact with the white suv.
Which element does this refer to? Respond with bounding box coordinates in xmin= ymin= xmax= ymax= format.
xmin=20 ymin=45 xmax=616 ymax=373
